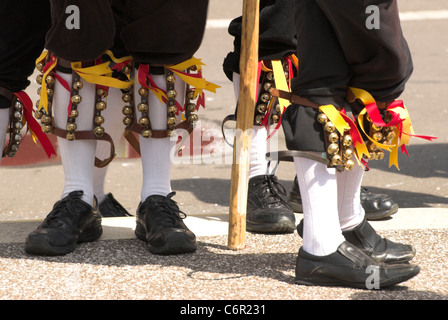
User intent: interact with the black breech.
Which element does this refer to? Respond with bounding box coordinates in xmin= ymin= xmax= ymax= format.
xmin=45 ymin=0 xmax=209 ymax=66
xmin=0 ymin=0 xmax=51 ymax=108
xmin=282 ymin=0 xmax=413 ymax=152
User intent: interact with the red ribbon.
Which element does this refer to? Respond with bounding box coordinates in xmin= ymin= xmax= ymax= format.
xmin=13 ymin=91 xmax=56 ymax=158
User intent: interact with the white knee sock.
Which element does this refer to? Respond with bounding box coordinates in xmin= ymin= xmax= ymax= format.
xmin=138 ymin=71 xmax=184 ymax=200
xmin=337 ymin=163 xmax=365 ymax=231
xmin=249 ymin=125 xmax=270 ymax=179
xmin=0 ymin=108 xmax=10 ymax=165
xmin=233 ymin=72 xmax=270 ymax=179
xmin=92 ymin=88 xmax=126 ymax=204
xmin=53 ymin=71 xmax=96 ymax=206
xmin=293 ymin=157 xmax=345 ymax=256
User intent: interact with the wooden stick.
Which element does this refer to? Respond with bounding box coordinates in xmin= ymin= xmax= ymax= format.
xmin=228 ymin=0 xmax=259 ymax=250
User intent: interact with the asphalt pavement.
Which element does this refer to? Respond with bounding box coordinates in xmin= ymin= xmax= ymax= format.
xmin=0 ymin=0 xmax=447 ymax=302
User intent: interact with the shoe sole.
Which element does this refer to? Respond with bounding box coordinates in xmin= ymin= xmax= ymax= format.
xmin=25 ymin=225 xmax=103 ymax=256
xmin=365 ymin=203 xmax=399 ymax=221
xmin=135 ymin=223 xmax=197 ymax=255
xmin=247 ymin=219 xmax=296 ymax=234
xmin=295 ymin=266 xmax=420 ymax=289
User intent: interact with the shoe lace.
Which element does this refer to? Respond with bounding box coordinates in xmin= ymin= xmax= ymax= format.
xmin=152 ymin=192 xmax=187 ymax=226
xmin=45 ymin=194 xmax=81 ymax=227
xmin=257 ymin=175 xmax=289 ymax=207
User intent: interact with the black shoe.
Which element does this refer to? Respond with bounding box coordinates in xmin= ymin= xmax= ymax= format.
xmin=99 ymin=193 xmax=132 ymax=217
xmin=342 ymin=218 xmax=415 ymax=264
xmin=135 ymin=192 xmax=197 ymax=255
xmin=296 ymin=218 xmax=415 ymax=264
xmin=247 ymin=175 xmax=296 ymax=234
xmin=295 ymin=241 xmax=420 ymax=289
xmin=25 ymin=191 xmax=103 ymax=256
xmin=361 ymin=187 xmax=398 ymax=220
xmin=288 ymin=177 xmax=398 ymax=221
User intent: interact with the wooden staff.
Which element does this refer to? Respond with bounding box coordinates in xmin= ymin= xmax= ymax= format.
xmin=228 ymin=0 xmax=259 ymax=250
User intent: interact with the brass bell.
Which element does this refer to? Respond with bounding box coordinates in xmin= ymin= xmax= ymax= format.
xmin=70 ymin=109 xmax=79 ymax=118
xmin=342 ymin=134 xmax=352 ymax=147
xmin=123 ymin=117 xmax=133 ymax=126
xmin=36 ymin=62 xmax=44 ymax=72
xmin=138 ymin=87 xmax=149 ymax=96
xmin=41 ymin=115 xmax=52 ymax=125
xmin=324 ymin=122 xmax=336 ymax=133
xmin=188 ymin=114 xmax=198 ymax=125
xmin=261 ymin=93 xmax=271 ymax=103
xmin=14 ymin=133 xmax=22 ymax=143
xmin=97 ymin=88 xmax=106 ymax=97
xmin=37 ymin=87 xmax=41 ymax=96
xmin=137 ymin=103 xmax=149 ymax=113
xmin=34 ymin=109 xmax=43 ymax=119
xmin=66 ymin=132 xmax=75 ymax=140
xmin=328 ymin=132 xmax=339 ymax=143
xmin=266 ymin=72 xmax=274 ymax=81
xmin=142 ymin=129 xmax=152 ymax=138
xmin=372 ymin=124 xmax=383 ymax=131
xmin=66 ymin=122 xmax=77 ymax=132
xmin=255 ymin=115 xmax=263 ymax=124
xmin=344 ymin=159 xmax=355 ymax=170
xmin=36 ymin=74 xmax=43 ymax=85
xmin=275 ymin=104 xmax=282 ymax=113
xmin=317 ymin=113 xmax=328 ymax=124
xmin=168 ymin=105 xmax=178 ymax=115
xmin=386 ymin=130 xmax=396 ymax=141
xmin=166 ymin=74 xmax=175 ymax=84
xmin=167 ymin=116 xmax=177 ymax=125
xmin=271 ymin=114 xmax=279 ymax=122
xmin=166 ymin=89 xmax=177 ymax=99
xmin=45 ymin=76 xmax=55 ymax=85
xmin=93 ymin=126 xmax=105 ymax=137
xmin=257 ymin=104 xmax=267 ymax=113
xmin=186 ymin=103 xmax=195 ymax=112
xmin=15 ymin=121 xmax=23 ymax=130
xmin=343 ymin=148 xmax=353 ymax=159
xmin=122 ymin=106 xmax=133 ymax=115
xmin=122 ymin=66 xmax=131 ymax=74
xmin=373 ymin=132 xmax=383 ymax=141
xmin=367 ymin=142 xmax=378 ymax=152
xmin=122 ymin=93 xmax=132 ymax=102
xmin=263 ymin=82 xmax=272 ymax=91
xmin=95 ymin=116 xmax=105 ymax=125
xmin=139 ymin=117 xmax=149 ymax=126
xmin=376 ymin=150 xmax=385 ymax=160
xmin=327 ymin=143 xmax=339 ymax=155
xmin=369 ymin=152 xmax=377 ymax=160
xmin=46 ymin=88 xmax=54 ymax=96
xmin=73 ymin=81 xmax=83 ymax=90
xmin=96 ymin=101 xmax=107 ymax=111
xmin=42 ymin=125 xmax=52 ymax=133
xmin=167 ymin=130 xmax=177 ymax=137
xmin=71 ymin=94 xmax=82 ymax=104
xmin=186 ymin=90 xmax=195 ymax=100
xmin=330 ymin=154 xmax=342 ymax=166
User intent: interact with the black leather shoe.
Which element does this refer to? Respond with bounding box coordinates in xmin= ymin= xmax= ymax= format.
xmin=247 ymin=175 xmax=296 ymax=234
xmin=99 ymin=193 xmax=132 ymax=217
xmin=135 ymin=192 xmax=197 ymax=255
xmin=295 ymin=241 xmax=420 ymax=289
xmin=296 ymin=218 xmax=415 ymax=264
xmin=342 ymin=218 xmax=415 ymax=263
xmin=361 ymin=187 xmax=398 ymax=220
xmin=25 ymin=191 xmax=103 ymax=256
xmin=288 ymin=177 xmax=398 ymax=220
